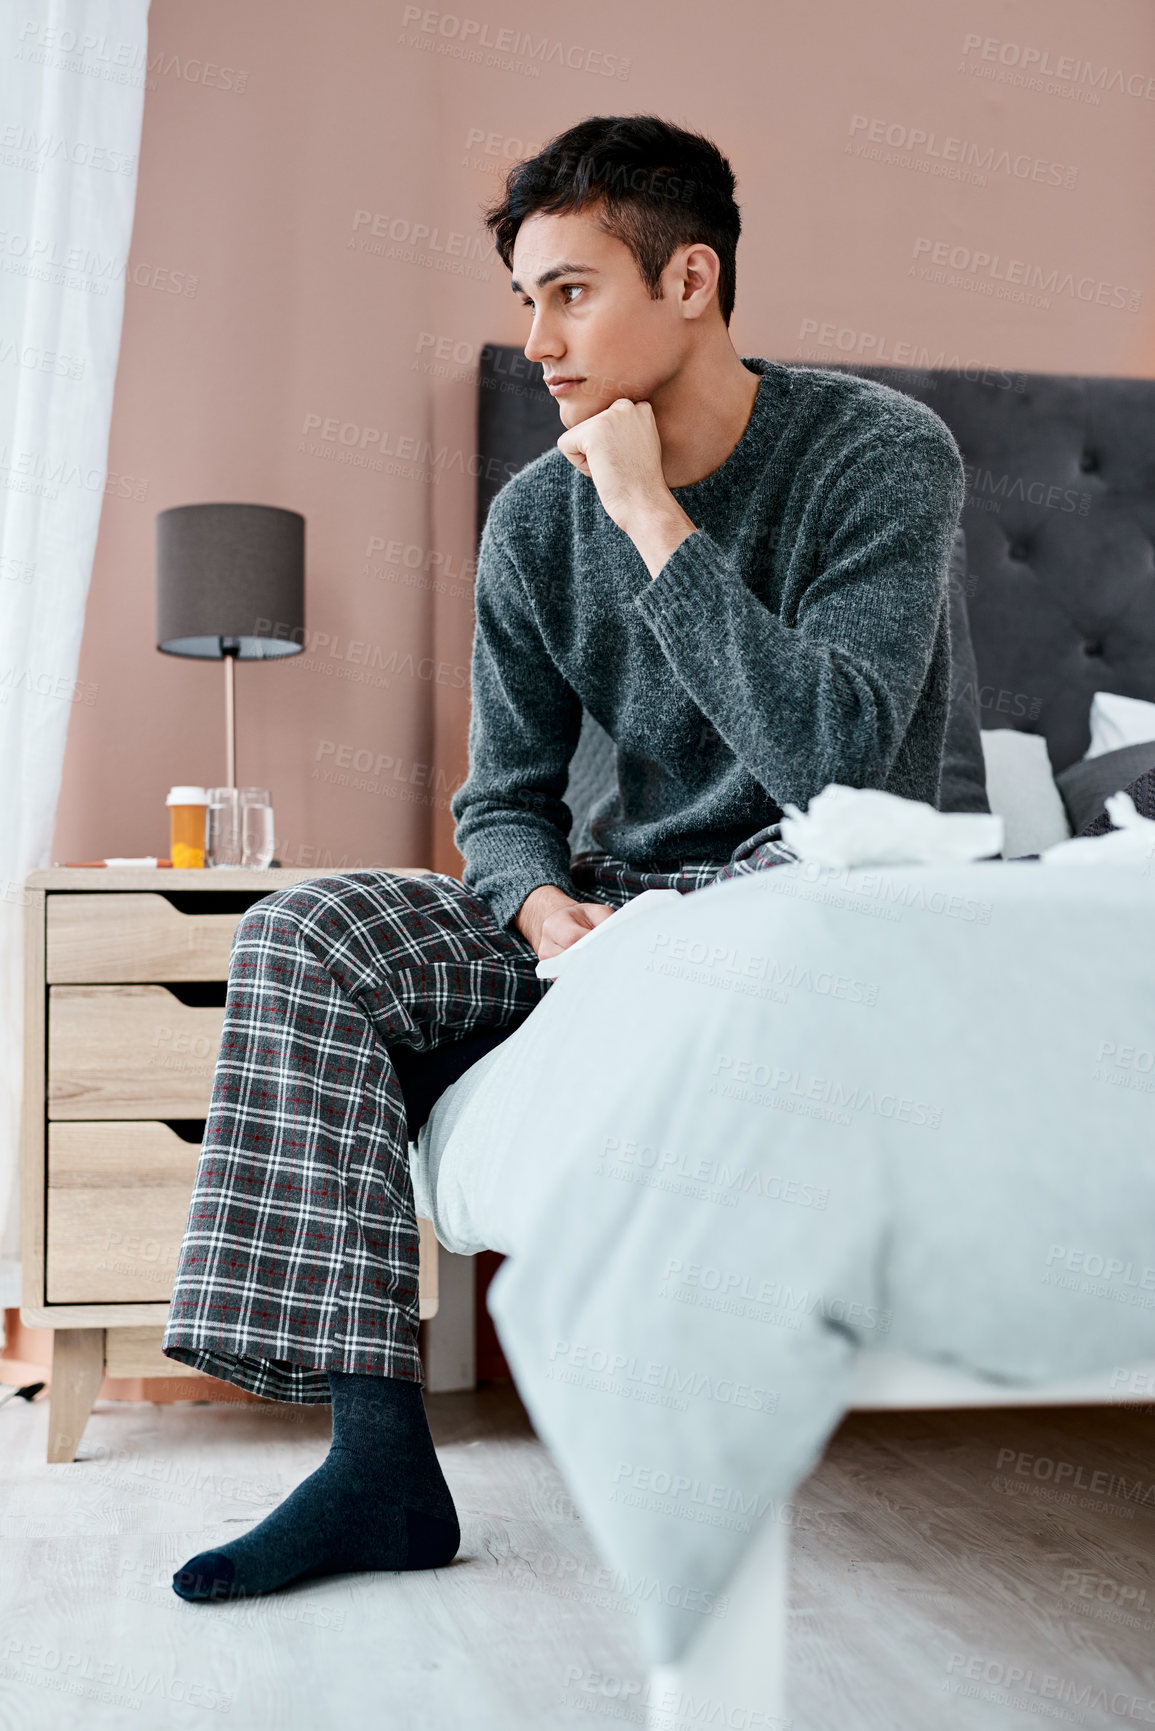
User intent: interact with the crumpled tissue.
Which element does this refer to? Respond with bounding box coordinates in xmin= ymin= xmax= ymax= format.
xmin=778 ymin=783 xmax=1004 ymax=868
xmin=1041 ymin=792 xmax=1155 ymax=867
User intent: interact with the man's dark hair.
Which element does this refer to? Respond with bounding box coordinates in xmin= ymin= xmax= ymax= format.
xmin=483 ymin=114 xmax=741 ymax=325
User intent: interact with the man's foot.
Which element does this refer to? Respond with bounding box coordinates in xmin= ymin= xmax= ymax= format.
xmin=172 ymin=1371 xmax=460 ymax=1602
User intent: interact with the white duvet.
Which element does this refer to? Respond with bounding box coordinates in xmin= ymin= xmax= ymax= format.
xmin=411 ymin=858 xmax=1155 ymax=1665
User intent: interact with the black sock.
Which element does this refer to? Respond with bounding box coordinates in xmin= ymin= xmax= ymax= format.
xmin=172 ymin=1371 xmax=460 ymax=1602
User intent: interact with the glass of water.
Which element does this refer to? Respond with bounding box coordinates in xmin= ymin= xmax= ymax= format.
xmin=240 ymin=787 xmax=275 ymax=869
xmin=206 ymin=787 xmax=241 ymax=868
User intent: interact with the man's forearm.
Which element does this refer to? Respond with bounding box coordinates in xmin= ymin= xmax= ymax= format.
xmin=621 ymin=495 xmax=697 ymax=579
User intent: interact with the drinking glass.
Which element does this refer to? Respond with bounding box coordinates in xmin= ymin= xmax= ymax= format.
xmin=206 ymin=787 xmax=241 ymax=868
xmin=240 ymin=787 xmax=275 ymax=869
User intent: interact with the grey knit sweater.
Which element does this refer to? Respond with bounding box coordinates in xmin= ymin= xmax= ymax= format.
xmin=451 ymin=357 xmax=966 ymax=931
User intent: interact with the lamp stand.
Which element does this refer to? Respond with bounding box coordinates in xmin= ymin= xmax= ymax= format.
xmin=223 ymin=646 xmax=237 ymax=789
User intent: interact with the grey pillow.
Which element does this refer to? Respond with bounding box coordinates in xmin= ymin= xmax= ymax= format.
xmin=1056 ymin=741 xmax=1155 ymax=834
xmin=565 ymin=708 xmax=617 ymax=854
xmin=939 ymin=526 xmax=990 ymax=814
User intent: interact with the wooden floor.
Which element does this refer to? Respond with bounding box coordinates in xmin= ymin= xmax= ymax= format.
xmin=793 ymin=1405 xmax=1155 ymax=1731
xmin=0 ymin=1386 xmax=1153 ymax=1729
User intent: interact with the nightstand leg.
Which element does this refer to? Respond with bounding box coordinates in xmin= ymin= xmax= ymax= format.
xmin=47 ymin=1328 xmax=105 ymax=1463
xmin=422 ymin=1250 xmax=476 ymax=1392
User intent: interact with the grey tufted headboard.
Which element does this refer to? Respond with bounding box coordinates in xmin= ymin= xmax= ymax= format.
xmin=820 ymin=363 xmax=1155 ymax=774
xmin=476 ymin=347 xmax=1155 ymax=839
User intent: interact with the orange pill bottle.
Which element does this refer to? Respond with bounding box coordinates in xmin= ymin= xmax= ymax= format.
xmin=166 ymin=785 xmax=208 ymax=868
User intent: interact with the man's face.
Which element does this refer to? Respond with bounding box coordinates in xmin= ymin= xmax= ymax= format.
xmin=510 ymin=209 xmax=692 ymax=428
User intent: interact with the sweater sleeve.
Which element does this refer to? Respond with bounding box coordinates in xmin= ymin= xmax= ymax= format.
xmin=450 ymin=518 xmax=584 ymax=930
xmin=632 ymin=422 xmax=965 ymax=806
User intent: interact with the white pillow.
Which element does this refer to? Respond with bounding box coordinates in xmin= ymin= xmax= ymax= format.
xmin=1085 ymin=691 xmax=1155 ymax=761
xmin=979 ymin=730 xmax=1071 ymax=859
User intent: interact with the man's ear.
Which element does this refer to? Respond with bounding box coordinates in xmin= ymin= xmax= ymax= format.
xmin=674 ymin=243 xmax=721 ymax=321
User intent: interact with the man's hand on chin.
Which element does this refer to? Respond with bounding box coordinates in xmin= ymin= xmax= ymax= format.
xmin=556 ymin=398 xmax=697 ymax=579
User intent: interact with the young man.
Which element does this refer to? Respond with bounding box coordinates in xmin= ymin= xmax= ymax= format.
xmin=162 ymin=114 xmax=964 ymax=1604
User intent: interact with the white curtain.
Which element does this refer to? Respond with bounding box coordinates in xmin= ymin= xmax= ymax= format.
xmin=0 ymin=0 xmax=150 ymax=1309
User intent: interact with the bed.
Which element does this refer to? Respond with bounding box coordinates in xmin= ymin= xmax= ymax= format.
xmin=414 ymin=355 xmax=1155 ymax=1726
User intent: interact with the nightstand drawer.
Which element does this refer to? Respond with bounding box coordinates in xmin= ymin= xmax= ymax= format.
xmin=47 ymin=892 xmax=243 ymax=982
xmin=46 ymin=1122 xmax=201 ymax=1301
xmin=48 ymin=985 xmax=223 ymax=1118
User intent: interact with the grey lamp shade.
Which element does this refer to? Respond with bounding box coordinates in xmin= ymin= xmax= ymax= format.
xmin=157 ymin=502 xmax=305 ymax=659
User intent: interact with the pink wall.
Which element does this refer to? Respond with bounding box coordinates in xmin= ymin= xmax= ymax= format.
xmin=51 ymin=0 xmax=1155 ymax=874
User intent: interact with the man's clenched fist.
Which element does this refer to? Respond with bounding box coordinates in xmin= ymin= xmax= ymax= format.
xmin=514 ymin=883 xmax=616 ymax=961
xmin=556 ymin=397 xmax=696 ymax=578
xmin=556 ymin=397 xmax=668 ymax=536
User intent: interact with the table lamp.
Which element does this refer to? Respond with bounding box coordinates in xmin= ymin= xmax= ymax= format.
xmin=156 ymin=502 xmax=306 ymax=787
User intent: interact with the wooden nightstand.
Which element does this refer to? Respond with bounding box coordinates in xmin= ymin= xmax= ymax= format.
xmin=21 ymin=865 xmax=438 ymax=1463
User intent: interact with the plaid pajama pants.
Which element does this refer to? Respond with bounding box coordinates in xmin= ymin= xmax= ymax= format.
xmin=161 ymin=824 xmax=796 ymax=1403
